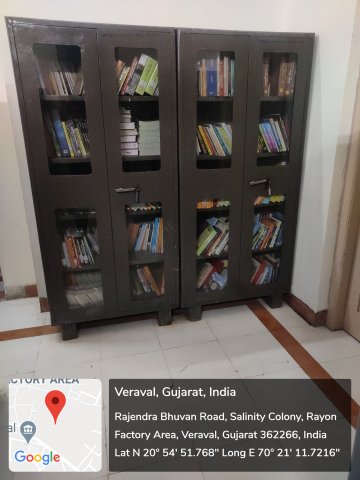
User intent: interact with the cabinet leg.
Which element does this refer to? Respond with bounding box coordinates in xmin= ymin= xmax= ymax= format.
xmin=186 ymin=305 xmax=202 ymax=321
xmin=264 ymin=292 xmax=283 ymax=309
xmin=157 ymin=309 xmax=172 ymax=326
xmin=62 ymin=323 xmax=79 ymax=341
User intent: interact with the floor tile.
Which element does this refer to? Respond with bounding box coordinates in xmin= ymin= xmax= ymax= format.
xmin=35 ymin=329 xmax=101 ymax=370
xmin=0 ymin=337 xmax=41 ymax=377
xmin=248 ymin=367 xmax=309 ymax=379
xmin=320 ymin=355 xmax=360 ymax=404
xmin=35 ymin=359 xmax=102 ymax=380
xmin=155 ymin=315 xmax=215 ymax=349
xmin=220 ymin=331 xmax=298 ymax=378
xmin=163 ymin=340 xmax=238 ymax=379
xmin=259 ymin=299 xmax=306 ymax=329
xmin=204 ymin=305 xmax=267 ymax=340
xmin=0 ymin=298 xmax=45 ymax=331
xmin=100 ymin=320 xmax=160 ymax=360
xmin=101 ymin=350 xmax=170 ymax=405
xmin=288 ymin=325 xmax=360 ymax=362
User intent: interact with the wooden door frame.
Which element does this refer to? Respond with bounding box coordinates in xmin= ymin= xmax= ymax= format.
xmin=327 ymin=77 xmax=360 ymax=330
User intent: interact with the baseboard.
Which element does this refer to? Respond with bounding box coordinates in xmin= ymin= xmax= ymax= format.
xmin=3 ymin=283 xmax=38 ymax=300
xmin=284 ymin=293 xmax=327 ymax=326
xmin=39 ymin=297 xmax=50 ymax=313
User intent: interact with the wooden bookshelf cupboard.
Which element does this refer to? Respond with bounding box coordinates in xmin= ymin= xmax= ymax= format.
xmin=7 ymin=18 xmax=314 ymax=337
xmin=177 ymin=29 xmax=314 ymax=320
xmin=7 ymin=18 xmax=179 ymax=339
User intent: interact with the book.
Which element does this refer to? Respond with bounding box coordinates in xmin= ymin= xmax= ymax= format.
xmin=49 ymin=109 xmax=70 ymax=157
xmin=126 ymin=54 xmax=149 ymax=96
xmin=135 ymin=56 xmax=157 ymax=95
xmin=145 ymin=64 xmax=159 ymax=96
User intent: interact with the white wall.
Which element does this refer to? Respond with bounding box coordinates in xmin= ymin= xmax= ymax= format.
xmin=0 ymin=0 xmax=357 ymax=310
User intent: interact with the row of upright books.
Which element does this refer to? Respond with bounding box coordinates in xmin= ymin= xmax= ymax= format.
xmin=131 ymin=266 xmax=164 ymax=297
xmin=263 ymin=54 xmax=296 ymax=97
xmin=126 ymin=202 xmax=162 ymax=214
xmin=197 ymin=123 xmax=232 ymax=156
xmin=258 ymin=115 xmax=290 ymax=153
xmin=128 ymin=218 xmax=164 ymax=254
xmin=44 ymin=109 xmax=89 ymax=158
xmin=64 ymin=272 xmax=103 ymax=308
xmin=254 ymin=195 xmax=285 ymax=206
xmin=197 ymin=199 xmax=230 ymax=209
xmin=251 ymin=254 xmax=280 ymax=285
xmin=35 ymin=56 xmax=84 ymax=96
xmin=60 ymin=227 xmax=99 ymax=269
xmin=115 ymin=54 xmax=159 ymax=96
xmin=197 ymin=54 xmax=234 ymax=97
xmin=253 ymin=212 xmax=283 ymax=252
xmin=197 ymin=217 xmax=229 ymax=257
xmin=197 ymin=260 xmax=228 ymax=291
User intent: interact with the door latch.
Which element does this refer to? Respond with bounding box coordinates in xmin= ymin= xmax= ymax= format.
xmin=249 ymin=178 xmax=272 ymax=196
xmin=115 ymin=185 xmax=140 ymax=202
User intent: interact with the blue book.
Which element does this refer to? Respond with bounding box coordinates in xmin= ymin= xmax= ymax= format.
xmin=213 ymin=125 xmax=229 ymax=155
xmin=206 ymin=58 xmax=217 ymax=96
xmin=263 ymin=122 xmax=279 ymax=152
xmin=151 ymin=218 xmax=159 ymax=253
xmin=49 ymin=109 xmax=70 ymax=157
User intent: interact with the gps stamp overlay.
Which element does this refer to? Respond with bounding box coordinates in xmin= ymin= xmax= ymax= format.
xmin=9 ymin=379 xmax=102 ymax=472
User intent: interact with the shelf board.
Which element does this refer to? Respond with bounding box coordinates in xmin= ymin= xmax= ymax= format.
xmin=122 ymin=155 xmax=160 ymax=161
xmin=41 ymin=95 xmax=85 ymax=102
xmin=257 ymin=151 xmax=289 ymax=158
xmin=261 ymin=95 xmax=293 ymax=102
xmin=197 ymin=206 xmax=230 ymax=213
xmin=197 ymin=254 xmax=228 ymax=261
xmin=118 ymin=96 xmax=159 ymax=102
xmin=197 ymin=155 xmax=231 ymax=161
xmin=197 ymin=96 xmax=233 ymax=102
xmin=58 ymin=212 xmax=97 ymax=221
xmin=129 ymin=252 xmax=164 ymax=265
xmin=63 ymin=263 xmax=100 ymax=273
xmin=254 ymin=203 xmax=285 ymax=212
xmin=50 ymin=156 xmax=90 ymax=164
xmin=252 ymin=246 xmax=282 ymax=255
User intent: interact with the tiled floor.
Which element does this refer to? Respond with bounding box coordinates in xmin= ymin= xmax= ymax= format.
xmin=0 ymin=299 xmax=359 ymax=479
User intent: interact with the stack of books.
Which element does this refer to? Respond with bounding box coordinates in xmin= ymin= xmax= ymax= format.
xmin=35 ymin=56 xmax=84 ymax=96
xmin=251 ymin=254 xmax=280 ymax=285
xmin=253 ymin=212 xmax=283 ymax=252
xmin=197 ymin=199 xmax=230 ymax=209
xmin=197 ymin=217 xmax=229 ymax=257
xmin=115 ymin=54 xmax=159 ymax=96
xmin=138 ymin=121 xmax=160 ymax=156
xmin=258 ymin=115 xmax=289 ymax=153
xmin=126 ymin=202 xmax=162 ymax=214
xmin=197 ymin=123 xmax=232 ymax=156
xmin=44 ymin=109 xmax=89 ymax=158
xmin=254 ymin=196 xmax=285 ymax=206
xmin=120 ymin=107 xmax=138 ymax=156
xmin=65 ymin=271 xmax=103 ymax=308
xmin=128 ymin=218 xmax=163 ymax=253
xmin=197 ymin=260 xmax=228 ymax=291
xmin=263 ymin=54 xmax=296 ymax=97
xmin=131 ymin=266 xmax=164 ymax=297
xmin=60 ymin=227 xmax=99 ymax=269
xmin=197 ymin=54 xmax=234 ymax=97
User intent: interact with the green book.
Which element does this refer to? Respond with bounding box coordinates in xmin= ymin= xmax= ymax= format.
xmin=144 ymin=63 xmax=158 ymax=96
xmin=135 ymin=56 xmax=157 ymax=95
xmin=196 ymin=225 xmax=217 ymax=256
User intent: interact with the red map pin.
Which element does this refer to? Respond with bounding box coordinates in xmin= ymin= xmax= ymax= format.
xmin=45 ymin=390 xmax=66 ymax=425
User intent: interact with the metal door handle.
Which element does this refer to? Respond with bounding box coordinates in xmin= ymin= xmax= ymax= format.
xmin=249 ymin=179 xmax=268 ymax=186
xmin=115 ymin=186 xmax=138 ymax=193
xmin=115 ymin=185 xmax=140 ymax=202
xmin=249 ymin=178 xmax=272 ymax=196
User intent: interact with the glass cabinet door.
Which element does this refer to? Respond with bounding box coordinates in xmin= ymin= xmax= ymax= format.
xmin=177 ymin=30 xmax=249 ymax=308
xmin=13 ymin=23 xmax=117 ymax=321
xmin=98 ymin=27 xmax=178 ymax=314
xmin=241 ymin=36 xmax=313 ymax=297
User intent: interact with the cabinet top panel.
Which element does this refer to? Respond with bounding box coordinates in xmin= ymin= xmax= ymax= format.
xmin=6 ymin=18 xmax=314 ymax=39
xmin=6 ymin=17 xmax=175 ymax=33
